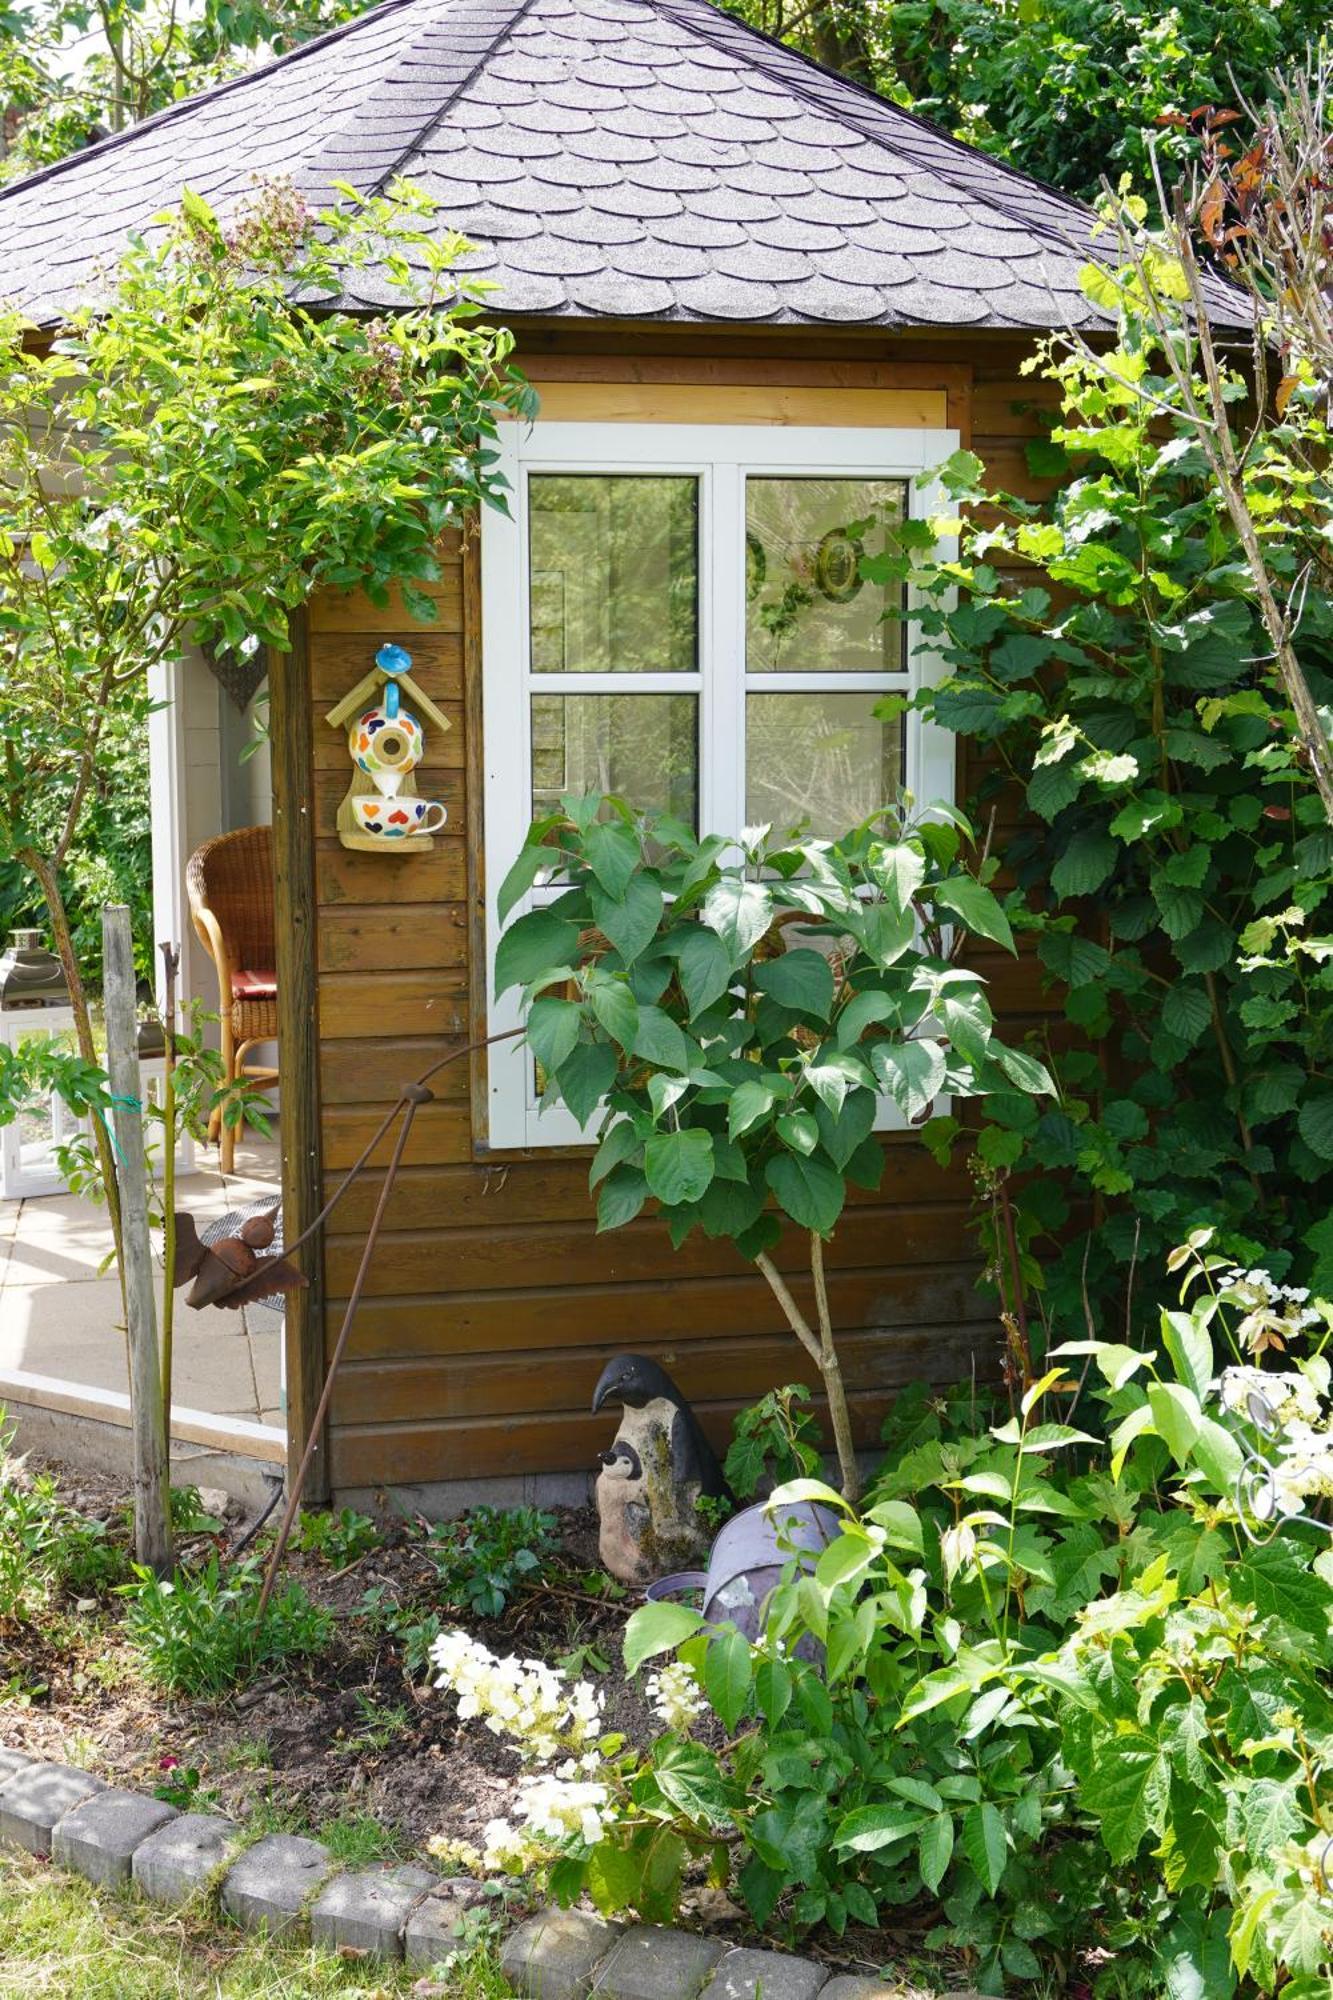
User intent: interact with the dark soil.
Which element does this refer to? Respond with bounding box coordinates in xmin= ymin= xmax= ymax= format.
xmin=1 ymin=1456 xmax=655 ymax=1860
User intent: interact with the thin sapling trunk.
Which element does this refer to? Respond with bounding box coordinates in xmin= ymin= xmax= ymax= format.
xmin=755 ymin=1240 xmax=861 ymax=1505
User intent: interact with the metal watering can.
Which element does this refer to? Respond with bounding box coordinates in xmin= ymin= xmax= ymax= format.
xmin=644 ymin=1498 xmax=842 ymax=1658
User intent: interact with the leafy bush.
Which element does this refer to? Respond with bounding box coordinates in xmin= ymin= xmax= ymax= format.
xmin=425 ymin=1505 xmax=560 ymax=1620
xmin=0 ymin=1427 xmax=128 ymax=1620
xmin=499 ymin=799 xmax=1052 ymax=1497
xmin=593 ymin=1242 xmax=1333 ymax=1994
xmin=723 ymin=1386 xmax=824 ymax=1502
xmin=290 ymin=1506 xmax=380 ymax=1567
xmin=122 ymin=1555 xmax=334 ymax=1695
xmin=885 ymin=346 xmax=1333 ymax=1332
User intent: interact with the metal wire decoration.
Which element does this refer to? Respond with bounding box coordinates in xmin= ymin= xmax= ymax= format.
xmin=170 ymin=1026 xmax=526 ymax=1620
xmin=1230 ymin=1381 xmax=1333 ymax=1550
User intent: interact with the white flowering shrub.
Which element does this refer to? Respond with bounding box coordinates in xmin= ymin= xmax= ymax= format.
xmin=429 ymin=1627 xmax=739 ymax=1922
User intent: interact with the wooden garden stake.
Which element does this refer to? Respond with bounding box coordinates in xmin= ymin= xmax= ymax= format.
xmin=159 ymin=942 xmax=180 ymax=1426
xmin=103 ymin=905 xmax=173 ymax=1575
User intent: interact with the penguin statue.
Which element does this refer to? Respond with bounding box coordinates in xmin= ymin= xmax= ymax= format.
xmin=591 ymin=1354 xmax=730 ymax=1586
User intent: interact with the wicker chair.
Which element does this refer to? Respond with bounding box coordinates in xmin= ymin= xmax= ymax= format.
xmin=186 ymin=825 xmax=279 ymax=1175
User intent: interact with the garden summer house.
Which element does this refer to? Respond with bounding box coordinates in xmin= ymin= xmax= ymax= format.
xmin=0 ymin=0 xmax=1119 ymax=1506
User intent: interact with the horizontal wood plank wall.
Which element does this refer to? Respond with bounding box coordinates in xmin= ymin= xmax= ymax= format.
xmin=301 ymin=334 xmax=1059 ymax=1498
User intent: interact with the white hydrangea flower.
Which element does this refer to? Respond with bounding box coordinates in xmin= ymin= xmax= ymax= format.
xmin=1219 ymin=1366 xmax=1323 ymax=1429
xmin=430 ymin=1629 xmax=605 ymax=1766
xmin=645 ymin=1660 xmax=705 ymax=1734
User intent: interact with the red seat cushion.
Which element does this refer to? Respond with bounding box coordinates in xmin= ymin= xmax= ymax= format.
xmin=231 ymin=969 xmax=277 ymax=1001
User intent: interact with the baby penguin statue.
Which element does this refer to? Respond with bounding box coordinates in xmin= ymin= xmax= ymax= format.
xmin=591 ymin=1353 xmax=730 ymax=1586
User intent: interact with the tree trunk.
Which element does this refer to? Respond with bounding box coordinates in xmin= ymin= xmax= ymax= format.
xmin=755 ymin=1242 xmax=861 ymax=1505
xmin=25 ymin=849 xmax=125 ymax=1297
xmin=103 ymin=905 xmax=172 ymax=1575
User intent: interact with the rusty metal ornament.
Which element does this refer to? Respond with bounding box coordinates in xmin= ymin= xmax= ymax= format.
xmin=170 ymin=1206 xmax=306 ymax=1311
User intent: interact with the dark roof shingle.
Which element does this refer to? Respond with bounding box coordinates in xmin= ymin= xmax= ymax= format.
xmin=0 ymin=0 xmax=1235 ymax=330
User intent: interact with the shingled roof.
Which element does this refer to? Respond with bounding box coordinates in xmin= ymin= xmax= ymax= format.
xmin=0 ymin=0 xmax=1148 ymax=329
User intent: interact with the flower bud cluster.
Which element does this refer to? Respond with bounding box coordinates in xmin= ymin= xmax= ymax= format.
xmin=645 ymin=1660 xmax=705 ymax=1733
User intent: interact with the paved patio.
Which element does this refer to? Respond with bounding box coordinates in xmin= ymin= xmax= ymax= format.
xmin=0 ymin=1137 xmax=283 ymax=1428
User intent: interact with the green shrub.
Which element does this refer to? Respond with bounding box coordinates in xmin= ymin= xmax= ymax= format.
xmin=290 ymin=1506 xmax=380 ymax=1567
xmin=122 ymin=1555 xmax=334 ymax=1695
xmin=723 ymin=1385 xmax=823 ymax=1502
xmin=883 ymin=333 xmax=1333 ymax=1333
xmin=0 ymin=1424 xmax=128 ymax=1619
xmin=605 ymin=1239 xmax=1333 ymax=1994
xmin=425 ymin=1505 xmax=559 ymax=1620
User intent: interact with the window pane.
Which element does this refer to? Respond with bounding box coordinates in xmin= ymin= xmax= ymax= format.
xmin=529 ymin=475 xmax=698 ymax=673
xmin=746 ymin=692 xmax=902 ymax=840
xmin=532 ymin=694 xmax=698 ymax=824
xmin=746 ymin=477 xmax=907 ymax=673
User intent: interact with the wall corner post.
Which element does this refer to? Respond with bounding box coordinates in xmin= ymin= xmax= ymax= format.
xmin=268 ymin=609 xmax=330 ymax=1502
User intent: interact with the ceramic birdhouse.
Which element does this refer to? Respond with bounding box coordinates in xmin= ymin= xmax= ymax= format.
xmin=323 ymin=643 xmax=451 ymax=852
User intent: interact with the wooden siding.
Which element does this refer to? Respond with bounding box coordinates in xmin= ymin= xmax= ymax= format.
xmin=294 ymin=333 xmax=1058 ymax=1497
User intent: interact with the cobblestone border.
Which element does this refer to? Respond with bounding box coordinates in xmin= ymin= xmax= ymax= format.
xmin=0 ymin=1746 xmax=978 ymax=1998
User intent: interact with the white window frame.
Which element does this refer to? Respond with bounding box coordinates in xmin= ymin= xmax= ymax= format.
xmin=482 ymin=421 xmax=960 ymax=1151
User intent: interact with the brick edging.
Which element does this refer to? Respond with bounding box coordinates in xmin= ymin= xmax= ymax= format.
xmin=0 ymin=1746 xmax=977 ymax=1998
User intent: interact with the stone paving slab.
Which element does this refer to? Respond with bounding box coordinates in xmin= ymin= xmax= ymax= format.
xmin=0 ymin=1748 xmax=34 ymax=1785
xmin=132 ymin=1811 xmax=241 ymax=1905
xmin=593 ymin=1925 xmax=724 ymax=2000
xmin=51 ymin=1787 xmax=177 ymax=1888
xmin=0 ymin=1760 xmax=107 ymax=1855
xmin=404 ymin=1882 xmax=477 ymax=1970
xmin=701 ymin=1947 xmax=828 ymax=2000
xmin=311 ymin=1862 xmax=437 ymax=1957
xmin=220 ymin=1832 xmax=334 ymax=1939
xmin=502 ymin=1907 xmax=626 ymax=1999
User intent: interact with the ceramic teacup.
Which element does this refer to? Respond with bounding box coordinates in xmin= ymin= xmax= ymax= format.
xmin=349 ymin=706 xmax=424 ymax=796
xmin=352 ymin=796 xmax=448 ymax=838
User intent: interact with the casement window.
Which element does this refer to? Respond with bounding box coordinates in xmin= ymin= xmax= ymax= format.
xmin=481 ymin=422 xmax=959 ymax=1151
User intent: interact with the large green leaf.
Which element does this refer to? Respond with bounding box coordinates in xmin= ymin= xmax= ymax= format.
xmin=728 ymin=1078 xmax=778 ymax=1140
xmin=765 ymin=1150 xmax=844 ymax=1235
xmin=871 ymin=1039 xmax=947 ymax=1122
xmin=495 ymin=908 xmax=580 ymax=996
xmin=753 ymin=948 xmax=835 ymax=1019
xmin=587 ymin=975 xmax=639 ymax=1051
xmin=703 ymin=1627 xmax=752 ymax=1733
xmin=1297 ymin=1091 xmax=1333 ymax=1161
xmin=644 ymin=1128 xmax=715 ymax=1206
xmin=934 ymin=876 xmax=1015 ymax=954
xmin=632 ymin=1005 xmax=692 ymax=1073
xmin=871 ymin=842 xmax=925 ymax=913
xmin=592 ymin=875 xmax=663 ymax=966
xmin=674 ymin=926 xmax=734 ymax=1016
xmin=1050 ymin=830 xmax=1117 ymax=900
xmin=589 ymin=1119 xmax=641 ymax=1189
xmin=1233 ymin=1539 xmax=1331 ymax=1644
xmin=652 ymin=1740 xmax=733 ymax=1824
xmin=597 ymin=1165 xmax=648 ymax=1232
xmin=525 ymin=997 xmax=581 ymax=1077
xmin=917 ymin=1813 xmax=954 ymax=1894
xmin=582 ymin=819 xmax=640 ymax=898
xmin=624 ymin=1601 xmax=705 ymax=1675
xmin=1087 ymin=1731 xmax=1172 ymax=1862
xmin=496 ymin=841 xmax=547 ymax=923
xmin=553 ymin=1038 xmax=616 ymax=1123
xmin=832 ymin=1804 xmax=926 ymax=1854
xmin=961 ymin=1802 xmax=1007 ymax=1895
xmin=702 ymin=877 xmax=773 ymax=957
xmin=1161 ymin=982 xmax=1212 ymax=1045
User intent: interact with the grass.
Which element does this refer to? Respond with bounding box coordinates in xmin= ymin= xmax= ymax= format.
xmin=0 ymin=1849 xmax=515 ymax=1999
